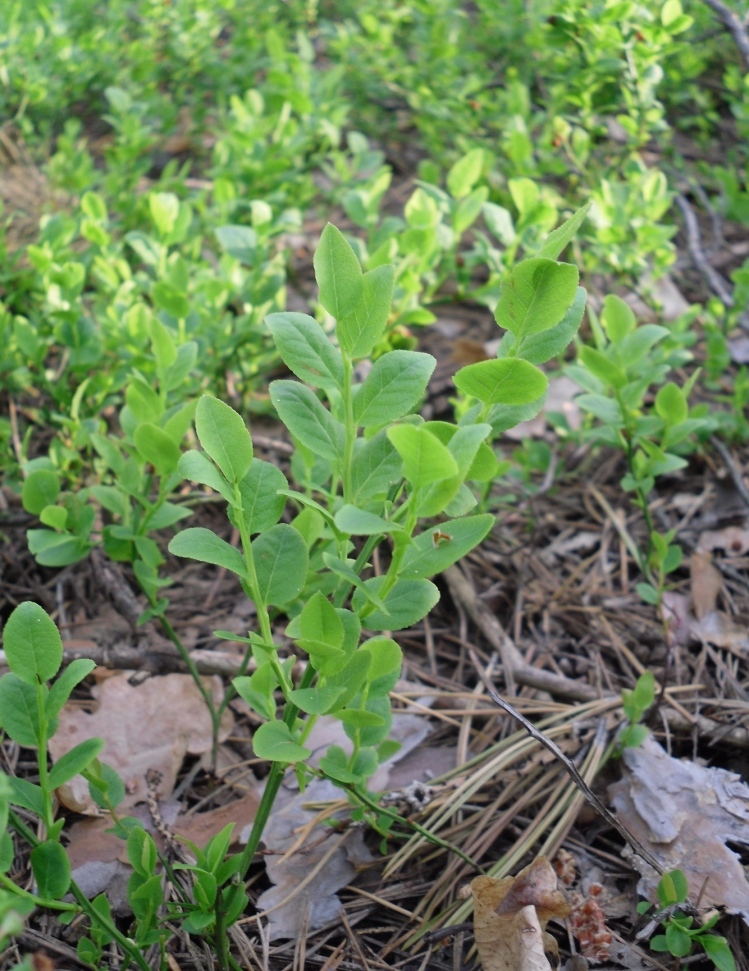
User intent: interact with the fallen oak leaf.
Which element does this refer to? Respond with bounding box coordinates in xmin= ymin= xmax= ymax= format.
xmin=470 ymin=857 xmax=570 ymax=971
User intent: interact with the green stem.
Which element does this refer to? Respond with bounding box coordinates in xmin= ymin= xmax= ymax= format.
xmin=34 ymin=682 xmax=53 ymax=835
xmin=0 ymin=873 xmax=77 ymax=912
xmin=8 ymin=811 xmax=153 ymax=971
xmin=341 ymin=782 xmax=484 ymax=873
xmin=340 ymin=354 xmax=356 ymax=505
xmin=236 ymin=663 xmax=317 ymax=881
xmin=214 ymin=891 xmax=231 ymax=971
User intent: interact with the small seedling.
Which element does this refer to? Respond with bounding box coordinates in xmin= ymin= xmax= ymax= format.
xmin=637 ymin=870 xmax=736 ymax=971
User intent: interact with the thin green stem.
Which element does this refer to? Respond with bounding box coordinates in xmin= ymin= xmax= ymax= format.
xmin=0 ymin=873 xmax=77 ymax=913
xmin=340 ymin=354 xmax=356 ymax=505
xmin=34 ymin=682 xmax=53 ymax=835
xmin=340 ymin=782 xmax=484 ymax=874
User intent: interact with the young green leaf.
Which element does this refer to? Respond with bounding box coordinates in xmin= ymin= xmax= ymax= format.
xmin=655 ymin=383 xmax=688 ymax=425
xmin=318 ymin=745 xmax=360 ymax=784
xmin=195 ymin=396 xmax=253 ymax=484
xmin=22 ymin=470 xmax=61 ymax=516
xmin=353 ymin=351 xmax=436 ymax=427
xmin=133 ymin=423 xmax=181 ymax=476
xmin=337 ymin=264 xmax=394 ymax=359
xmin=496 ymin=258 xmax=579 ymax=340
xmin=447 ymin=148 xmax=484 ymax=199
xmin=400 ymin=514 xmax=495 ymax=578
xmin=578 ymin=346 xmax=626 ymax=388
xmin=334 ymin=505 xmax=400 ymax=536
xmin=387 ymin=425 xmax=458 ymax=487
xmin=288 ymin=686 xmax=347 ymax=715
xmin=0 ymin=676 xmax=42 ymax=747
xmin=49 ymin=737 xmax=105 ymax=789
xmin=3 ymin=602 xmax=63 ymax=684
xmin=168 ymin=528 xmax=248 ymax=578
xmin=314 ymin=223 xmax=363 ymax=319
xmin=351 ymin=431 xmax=402 ymax=502
xmin=253 ymin=722 xmax=311 ymax=763
xmin=179 ymin=450 xmax=235 ymax=504
xmin=270 ymin=381 xmax=345 ymax=462
xmin=700 ymin=935 xmax=737 ymax=971
xmin=299 ymin=591 xmax=344 ymax=648
xmin=454 ymin=357 xmax=548 ymax=405
xmin=353 ymin=577 xmax=440 ymax=630
xmin=44 ymin=657 xmax=96 ymax=721
xmin=601 ymin=294 xmax=636 ymax=343
xmin=252 ymin=524 xmax=308 ymax=605
xmin=236 ymin=459 xmax=288 ymax=535
xmin=498 ymin=286 xmax=587 ymax=365
xmin=30 ymin=841 xmax=71 ymax=899
xmin=535 ymin=201 xmax=591 ymax=260
xmin=7 ymin=776 xmax=45 ymax=816
xmin=266 ymin=312 xmax=344 ymax=393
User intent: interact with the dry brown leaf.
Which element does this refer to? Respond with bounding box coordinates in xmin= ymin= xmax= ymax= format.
xmin=471 ymin=857 xmax=570 ymax=971
xmin=174 ymin=790 xmax=261 ymax=848
xmin=49 ymin=672 xmax=233 ymax=812
xmin=697 ymin=525 xmax=749 ymax=556
xmin=690 ymin=550 xmax=723 ymax=620
xmin=609 ymin=735 xmax=749 ymax=922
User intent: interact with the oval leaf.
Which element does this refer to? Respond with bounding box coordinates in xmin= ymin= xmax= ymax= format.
xmin=168 ymin=528 xmax=247 ymax=578
xmin=31 ymin=841 xmax=71 ymax=900
xmin=314 ymin=224 xmax=363 ymax=319
xmin=49 ymin=737 xmax=105 ymax=789
xmin=353 ymin=351 xmax=436 ymax=427
xmin=3 ymin=602 xmax=63 ymax=684
xmin=253 ymin=722 xmax=311 ymax=763
xmin=195 ymin=396 xmax=253 ymax=484
xmin=454 ymin=358 xmax=548 ymax=405
xmin=252 ymin=524 xmax=308 ymax=605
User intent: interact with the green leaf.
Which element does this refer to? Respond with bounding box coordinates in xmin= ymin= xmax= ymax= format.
xmin=325 ymin=652 xmax=372 ymax=708
xmin=49 ymin=738 xmax=105 ymax=789
xmin=252 ymin=524 xmax=308 ymax=605
xmin=233 ymin=665 xmax=277 ymax=722
xmin=499 ymin=286 xmax=586 ymax=364
xmin=126 ymin=379 xmax=163 ymax=424
xmin=601 ymin=294 xmax=635 ymax=343
xmin=39 ymin=506 xmax=69 ymax=530
xmin=453 ymin=186 xmax=489 ymax=234
xmin=195 ymin=396 xmax=253 ymax=484
xmin=658 ymin=869 xmax=689 ymax=907
xmin=400 ymin=515 xmax=495 ymax=578
xmin=8 ymin=776 xmax=45 ymax=815
xmin=336 ymin=708 xmax=385 ymax=727
xmin=314 ymin=224 xmax=363 ymax=319
xmin=253 ymin=722 xmax=310 ymax=763
xmin=535 ymin=201 xmax=591 ymax=260
xmin=496 ymin=258 xmax=579 ymax=340
xmin=3 ymin=602 xmax=63 ymax=684
xmin=149 ymin=192 xmax=179 ymax=236
xmin=289 ymin=686 xmax=347 ymax=715
xmin=334 ymin=505 xmax=400 ymax=536
xmin=387 ymin=425 xmax=458 ymax=487
xmin=701 ymin=935 xmax=737 ymax=971
xmin=361 ymin=636 xmax=402 ymax=679
xmin=0 ymin=675 xmax=42 ymax=746
xmin=22 ymin=470 xmax=60 ymax=516
xmin=299 ymin=591 xmax=344 ymax=648
xmin=636 ymin=582 xmax=660 ymax=605
xmin=148 ymin=316 xmax=177 ymax=370
xmin=353 ymin=351 xmax=435 ymax=427
xmin=152 ymin=280 xmax=189 ymax=319
xmin=266 ymin=312 xmax=344 ymax=393
xmin=31 ymin=841 xmax=71 ymax=900
xmin=351 ymin=431 xmax=402 ymax=502
xmin=454 ymin=358 xmax=548 ymax=405
xmin=237 ymin=459 xmax=288 ymax=534
xmin=664 ymin=921 xmax=693 ymax=957
xmin=134 ymin=423 xmax=181 ymax=476
xmin=46 ymin=658 xmax=96 ymax=721
xmin=215 ymin=224 xmax=257 ymax=262
xmin=179 ymin=450 xmax=234 ymax=504
xmin=319 ymin=744 xmax=360 ymax=784
xmin=85 ymin=762 xmax=125 ymax=810
xmin=168 ymin=528 xmax=247 ymax=578
xmin=269 ymin=381 xmax=345 ymax=462
xmin=655 ymin=383 xmax=688 ymax=425
xmin=337 ymin=264 xmax=394 ymax=358
xmin=354 ymin=577 xmax=440 ymax=631
xmin=447 ymin=148 xmax=484 ymax=199
xmin=579 ymin=346 xmax=626 ymax=389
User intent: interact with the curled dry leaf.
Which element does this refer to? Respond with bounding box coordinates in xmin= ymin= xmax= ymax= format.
xmin=689 ymin=550 xmax=723 ymax=620
xmin=471 ymin=857 xmax=570 ymax=971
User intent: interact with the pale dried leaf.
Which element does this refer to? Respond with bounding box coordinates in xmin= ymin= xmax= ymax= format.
xmin=49 ymin=672 xmax=233 ymax=812
xmin=254 ymin=711 xmax=432 ymax=940
xmin=609 ymin=735 xmax=749 ymax=922
xmin=697 ymin=525 xmax=749 ymax=556
xmin=471 ymin=858 xmax=569 ymax=971
xmin=690 ymin=609 xmax=749 ymax=655
xmin=690 ymin=550 xmax=723 ymax=620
